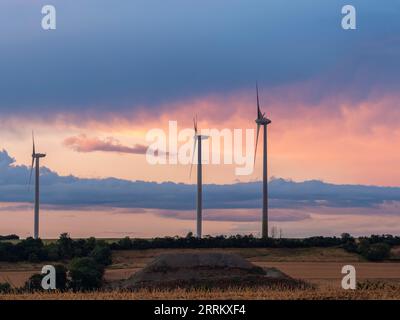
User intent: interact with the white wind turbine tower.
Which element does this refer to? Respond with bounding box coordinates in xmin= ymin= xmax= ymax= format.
xmin=254 ymin=83 xmax=272 ymax=239
xmin=29 ymin=132 xmax=46 ymax=240
xmin=190 ymin=116 xmax=209 ymax=238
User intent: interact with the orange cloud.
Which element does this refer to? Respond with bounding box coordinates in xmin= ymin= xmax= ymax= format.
xmin=1 ymin=83 xmax=399 ymax=186
xmin=63 ymin=134 xmax=148 ymax=154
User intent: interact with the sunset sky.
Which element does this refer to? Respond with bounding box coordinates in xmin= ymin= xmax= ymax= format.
xmin=0 ymin=1 xmax=399 ymax=237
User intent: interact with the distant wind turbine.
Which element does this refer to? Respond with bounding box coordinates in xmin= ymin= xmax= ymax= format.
xmin=190 ymin=116 xmax=209 ymax=238
xmin=28 ymin=132 xmax=46 ymax=240
xmin=254 ymin=83 xmax=272 ymax=239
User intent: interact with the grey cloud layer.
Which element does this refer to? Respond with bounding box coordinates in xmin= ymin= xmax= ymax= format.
xmin=1 ymin=150 xmax=400 ymax=212
xmin=0 ymin=0 xmax=399 ymax=117
xmin=158 ymin=209 xmax=311 ymax=223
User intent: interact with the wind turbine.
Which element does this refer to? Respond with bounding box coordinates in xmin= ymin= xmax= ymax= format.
xmin=190 ymin=116 xmax=209 ymax=238
xmin=28 ymin=132 xmax=46 ymax=240
xmin=254 ymin=83 xmax=272 ymax=239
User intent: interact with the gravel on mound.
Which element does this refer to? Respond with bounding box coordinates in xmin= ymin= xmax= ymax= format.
xmin=118 ymin=253 xmax=310 ymax=290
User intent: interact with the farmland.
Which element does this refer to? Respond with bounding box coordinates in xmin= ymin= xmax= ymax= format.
xmin=1 ymin=246 xmax=400 ymax=299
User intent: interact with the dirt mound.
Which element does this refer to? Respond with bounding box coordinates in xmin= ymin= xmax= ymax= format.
xmin=119 ymin=253 xmax=309 ymax=290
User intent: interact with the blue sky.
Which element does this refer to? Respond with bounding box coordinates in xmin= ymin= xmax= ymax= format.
xmin=0 ymin=2 xmax=400 ymax=236
xmin=0 ymin=0 xmax=399 ymax=116
xmin=0 ymin=1 xmax=399 ymax=185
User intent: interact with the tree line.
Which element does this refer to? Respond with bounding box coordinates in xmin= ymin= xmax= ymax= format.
xmin=2 ymin=233 xmax=399 ymax=262
xmin=0 ymin=234 xmax=19 ymax=241
xmin=0 ymin=233 xmax=111 ymax=263
xmin=0 ymin=233 xmax=112 ymax=292
xmin=0 ymin=232 xmax=399 ymax=293
xmin=110 ymin=233 xmax=400 ymax=255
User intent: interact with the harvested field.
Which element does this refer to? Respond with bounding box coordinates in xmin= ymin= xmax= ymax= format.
xmin=1 ymin=247 xmax=400 ymax=295
xmin=1 ymin=285 xmax=400 ymax=300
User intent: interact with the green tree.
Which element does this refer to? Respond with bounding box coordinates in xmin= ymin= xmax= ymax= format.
xmin=117 ymin=237 xmax=132 ymax=249
xmin=90 ymin=245 xmax=112 ymax=266
xmin=57 ymin=233 xmax=74 ymax=259
xmin=0 ymin=282 xmax=11 ymax=293
xmin=357 ymin=239 xmax=370 ymax=256
xmin=28 ymin=252 xmax=39 ymax=263
xmin=186 ymin=232 xmax=194 ymax=238
xmin=46 ymin=243 xmax=60 ymax=261
xmin=69 ymin=257 xmax=104 ymax=291
xmin=366 ymin=243 xmax=391 ymax=261
xmin=55 ymin=264 xmax=68 ymax=291
xmin=341 ymin=233 xmax=352 ymax=241
xmin=23 ymin=273 xmax=44 ymax=291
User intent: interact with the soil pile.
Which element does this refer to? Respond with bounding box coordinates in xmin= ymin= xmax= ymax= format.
xmin=120 ymin=252 xmax=309 ymax=290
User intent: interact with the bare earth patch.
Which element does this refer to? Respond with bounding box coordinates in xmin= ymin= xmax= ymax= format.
xmin=115 ymin=252 xmax=309 ymax=290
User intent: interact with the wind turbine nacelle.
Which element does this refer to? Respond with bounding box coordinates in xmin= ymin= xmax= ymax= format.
xmin=34 ymin=153 xmax=46 ymax=158
xmin=194 ymin=135 xmax=209 ymax=140
xmin=255 ymin=118 xmax=271 ymax=125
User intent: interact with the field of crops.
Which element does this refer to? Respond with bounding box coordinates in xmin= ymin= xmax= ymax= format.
xmin=2 ymin=285 xmax=400 ymax=300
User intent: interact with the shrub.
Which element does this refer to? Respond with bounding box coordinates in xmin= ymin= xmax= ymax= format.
xmin=22 ymin=265 xmax=68 ymax=292
xmin=90 ymin=245 xmax=112 ymax=266
xmin=23 ymin=273 xmax=44 ymax=291
xmin=0 ymin=282 xmax=11 ymax=293
xmin=342 ymin=240 xmax=358 ymax=253
xmin=117 ymin=237 xmax=133 ymax=250
xmin=85 ymin=237 xmax=98 ymax=252
xmin=341 ymin=233 xmax=352 ymax=241
xmin=57 ymin=233 xmax=74 ymax=259
xmin=69 ymin=257 xmax=104 ymax=291
xmin=0 ymin=234 xmax=19 ymax=240
xmin=55 ymin=264 xmax=68 ymax=291
xmin=365 ymin=243 xmax=391 ymax=261
xmin=46 ymin=243 xmax=60 ymax=261
xmin=186 ymin=232 xmax=194 ymax=238
xmin=357 ymin=239 xmax=371 ymax=257
xmin=28 ymin=252 xmax=40 ymax=263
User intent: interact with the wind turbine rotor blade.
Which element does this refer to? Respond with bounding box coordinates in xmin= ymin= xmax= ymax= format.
xmin=256 ymin=83 xmax=260 ymax=112
xmin=32 ymin=131 xmax=36 ymax=155
xmin=189 ymin=137 xmax=197 ymax=178
xmin=193 ymin=116 xmax=198 ymax=135
xmin=28 ymin=157 xmax=34 ymax=189
xmin=28 ymin=131 xmax=36 ymax=190
xmin=256 ymin=83 xmax=263 ymax=119
xmin=256 ymin=82 xmax=259 ymax=105
xmin=254 ymin=124 xmax=260 ymax=165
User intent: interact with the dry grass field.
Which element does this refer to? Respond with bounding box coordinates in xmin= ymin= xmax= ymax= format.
xmin=1 ymin=286 xmax=400 ymax=300
xmin=1 ymin=247 xmax=400 ymax=299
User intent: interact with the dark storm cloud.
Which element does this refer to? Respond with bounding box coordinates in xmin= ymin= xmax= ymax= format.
xmin=0 ymin=0 xmax=399 ymax=118
xmin=1 ymin=150 xmax=400 ymax=213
